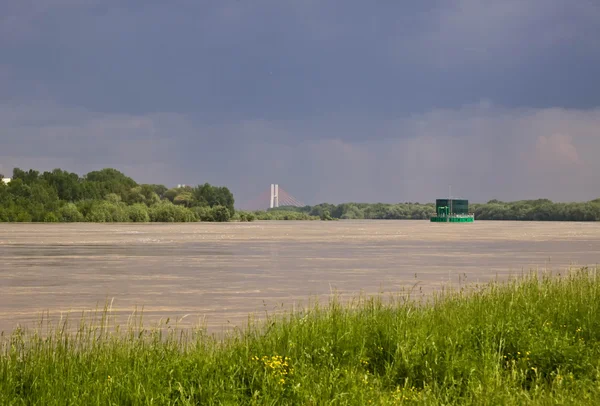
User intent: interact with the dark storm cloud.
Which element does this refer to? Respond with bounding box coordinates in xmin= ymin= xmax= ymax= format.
xmin=1 ymin=1 xmax=599 ymax=205
xmin=4 ymin=0 xmax=599 ymax=119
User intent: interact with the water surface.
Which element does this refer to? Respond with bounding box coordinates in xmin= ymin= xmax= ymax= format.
xmin=1 ymin=221 xmax=599 ymax=333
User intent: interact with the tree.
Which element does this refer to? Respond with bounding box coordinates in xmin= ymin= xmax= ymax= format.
xmin=83 ymin=168 xmax=138 ymax=200
xmin=12 ymin=168 xmax=40 ymax=184
xmin=41 ymin=169 xmax=82 ymax=201
xmin=193 ymin=183 xmax=235 ymax=216
xmin=164 ymin=188 xmax=180 ymax=202
xmin=146 ymin=184 xmax=168 ymax=199
xmin=173 ymin=191 xmax=194 ymax=207
xmin=0 ymin=167 xmax=240 ymax=223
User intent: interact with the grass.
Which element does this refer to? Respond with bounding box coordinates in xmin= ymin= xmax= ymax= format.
xmin=2 ymin=268 xmax=600 ymax=405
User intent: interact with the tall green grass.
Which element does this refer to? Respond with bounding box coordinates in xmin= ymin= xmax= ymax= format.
xmin=2 ymin=268 xmax=600 ymax=405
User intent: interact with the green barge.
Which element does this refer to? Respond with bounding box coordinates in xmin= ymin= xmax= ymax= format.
xmin=430 ymin=199 xmax=474 ymax=222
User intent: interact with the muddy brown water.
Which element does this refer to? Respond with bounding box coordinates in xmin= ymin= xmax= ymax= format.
xmin=1 ymin=221 xmax=599 ymax=334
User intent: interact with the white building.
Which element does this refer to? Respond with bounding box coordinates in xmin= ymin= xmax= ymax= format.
xmin=1 ymin=178 xmax=11 ymax=185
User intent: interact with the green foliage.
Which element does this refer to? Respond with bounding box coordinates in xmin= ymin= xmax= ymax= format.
xmin=147 ymin=184 xmax=168 ymax=199
xmin=148 ymin=201 xmax=197 ymax=222
xmin=1 ymin=268 xmax=600 ymax=404
xmin=58 ymin=203 xmax=84 ymax=222
xmin=85 ymin=201 xmax=129 ymax=222
xmin=126 ymin=203 xmax=150 ymax=222
xmin=173 ymin=191 xmax=194 ymax=207
xmin=320 ymin=209 xmax=334 ymax=221
xmin=211 ymin=205 xmax=231 ymax=222
xmin=193 ymin=205 xmax=232 ymax=222
xmin=163 ymin=187 xmax=180 ymax=202
xmin=104 ymin=193 xmax=122 ymax=204
xmin=0 ymin=167 xmax=237 ymax=222
xmin=193 ymin=183 xmax=235 ymax=217
xmin=193 ymin=206 xmax=214 ymax=222
xmin=14 ymin=211 xmax=32 ymax=222
xmin=262 ymin=202 xmax=434 ymax=220
xmin=41 ymin=169 xmax=82 ymax=201
xmin=254 ymin=210 xmax=319 ymax=220
xmin=4 ymin=166 xmax=599 ymax=223
xmin=235 ymin=210 xmax=256 ymax=222
xmin=261 ymin=199 xmax=600 ymax=221
xmin=472 ymin=199 xmax=600 ymax=221
xmin=84 ymin=168 xmax=137 ymax=187
xmin=42 ymin=212 xmax=59 ymax=222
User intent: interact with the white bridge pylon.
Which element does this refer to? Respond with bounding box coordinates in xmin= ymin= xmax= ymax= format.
xmin=269 ymin=184 xmax=304 ymax=209
xmin=270 ymin=184 xmax=279 ymax=208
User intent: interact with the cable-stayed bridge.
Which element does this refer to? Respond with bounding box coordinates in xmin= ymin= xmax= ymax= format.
xmin=242 ymin=184 xmax=305 ymax=211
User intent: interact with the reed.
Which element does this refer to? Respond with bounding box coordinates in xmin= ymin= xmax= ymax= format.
xmin=1 ymin=267 xmax=599 ymax=404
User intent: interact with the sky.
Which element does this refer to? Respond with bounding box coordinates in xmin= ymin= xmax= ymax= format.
xmin=1 ymin=0 xmax=599 ymax=207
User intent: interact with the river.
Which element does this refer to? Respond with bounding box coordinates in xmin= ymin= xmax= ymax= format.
xmin=1 ymin=220 xmax=599 ymax=334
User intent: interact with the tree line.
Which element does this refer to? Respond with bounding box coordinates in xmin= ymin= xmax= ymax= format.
xmin=1 ymin=167 xmax=598 ymax=222
xmin=0 ymin=168 xmax=245 ymax=223
xmin=265 ymin=198 xmax=600 ymax=221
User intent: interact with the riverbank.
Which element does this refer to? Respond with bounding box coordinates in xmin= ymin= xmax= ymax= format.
xmin=1 ymin=267 xmax=599 ymax=404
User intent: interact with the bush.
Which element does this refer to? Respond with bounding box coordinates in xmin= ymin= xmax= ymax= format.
xmin=149 ymin=201 xmax=197 ymax=222
xmin=59 ymin=203 xmax=84 ymax=222
xmin=43 ymin=212 xmax=59 ymax=222
xmin=193 ymin=205 xmax=233 ymax=222
xmin=15 ymin=211 xmax=32 ymax=222
xmin=126 ymin=203 xmax=150 ymax=222
xmin=254 ymin=210 xmax=319 ymax=220
xmin=0 ymin=167 xmax=241 ymax=223
xmin=105 ymin=193 xmax=122 ymax=204
xmin=193 ymin=206 xmax=213 ymax=222
xmin=236 ymin=210 xmax=256 ymax=222
xmin=320 ymin=209 xmax=333 ymax=221
xmin=85 ymin=201 xmax=129 ymax=222
xmin=211 ymin=205 xmax=231 ymax=222
xmin=85 ymin=204 xmax=111 ymax=222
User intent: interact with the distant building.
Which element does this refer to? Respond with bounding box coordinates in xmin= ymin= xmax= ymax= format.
xmin=1 ymin=178 xmax=10 ymax=185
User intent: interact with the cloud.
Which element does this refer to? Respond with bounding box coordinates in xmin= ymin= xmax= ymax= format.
xmin=2 ymin=0 xmax=599 ymax=118
xmin=1 ymin=102 xmax=599 ymax=206
xmin=534 ymin=134 xmax=580 ymax=167
xmin=0 ymin=1 xmax=599 ymax=205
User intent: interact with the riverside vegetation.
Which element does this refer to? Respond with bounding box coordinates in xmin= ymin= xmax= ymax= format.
xmin=273 ymin=198 xmax=600 ymax=221
xmin=1 ymin=267 xmax=599 ymax=404
xmin=0 ymin=167 xmax=240 ymax=223
xmin=1 ymin=167 xmax=600 ymax=222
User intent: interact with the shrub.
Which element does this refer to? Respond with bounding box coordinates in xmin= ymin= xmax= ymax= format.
xmin=59 ymin=203 xmax=84 ymax=222
xmin=149 ymin=201 xmax=197 ymax=222
xmin=14 ymin=210 xmax=32 ymax=222
xmin=211 ymin=205 xmax=231 ymax=222
xmin=193 ymin=206 xmax=213 ymax=222
xmin=85 ymin=201 xmax=129 ymax=222
xmin=85 ymin=204 xmax=111 ymax=222
xmin=43 ymin=212 xmax=59 ymax=222
xmin=236 ymin=210 xmax=256 ymax=222
xmin=104 ymin=193 xmax=122 ymax=204
xmin=254 ymin=210 xmax=318 ymax=220
xmin=127 ymin=203 xmax=150 ymax=222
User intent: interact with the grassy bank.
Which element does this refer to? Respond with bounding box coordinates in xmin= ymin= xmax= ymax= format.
xmin=2 ymin=268 xmax=600 ymax=405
